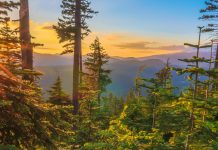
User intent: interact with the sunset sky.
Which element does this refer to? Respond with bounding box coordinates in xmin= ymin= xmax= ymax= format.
xmin=15 ymin=0 xmax=208 ymax=57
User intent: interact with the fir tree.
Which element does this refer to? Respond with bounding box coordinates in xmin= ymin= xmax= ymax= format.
xmin=0 ymin=6 xmax=74 ymax=149
xmin=0 ymin=1 xmax=19 ymax=23
xmin=48 ymin=76 xmax=71 ymax=105
xmin=84 ymin=38 xmax=112 ymax=105
xmin=0 ymin=69 xmax=75 ymax=149
xmin=72 ymin=38 xmax=112 ymax=148
xmin=0 ymin=18 xmax=20 ymax=75
xmin=200 ymin=0 xmax=218 ymax=33
xmin=54 ymin=0 xmax=97 ymax=115
xmin=137 ymin=62 xmax=175 ymax=129
xmin=173 ymin=27 xmax=218 ymax=149
xmin=200 ymin=0 xmax=218 ymax=68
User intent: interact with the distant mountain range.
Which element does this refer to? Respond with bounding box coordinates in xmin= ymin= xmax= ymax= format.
xmin=34 ymin=51 xmax=212 ymax=98
xmin=34 ymin=51 xmax=211 ymax=67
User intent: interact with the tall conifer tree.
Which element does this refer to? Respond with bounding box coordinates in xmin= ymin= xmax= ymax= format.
xmin=19 ymin=0 xmax=33 ymax=81
xmin=200 ymin=0 xmax=218 ymax=68
xmin=54 ymin=0 xmax=97 ymax=115
xmin=84 ymin=38 xmax=112 ymax=104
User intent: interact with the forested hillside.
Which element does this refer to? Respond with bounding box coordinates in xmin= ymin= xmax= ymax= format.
xmin=35 ymin=57 xmax=189 ymax=97
xmin=0 ymin=0 xmax=218 ymax=150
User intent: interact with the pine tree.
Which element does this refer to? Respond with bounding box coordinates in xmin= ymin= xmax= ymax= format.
xmin=0 ymin=1 xmax=19 ymax=23
xmin=173 ymin=27 xmax=218 ymax=149
xmin=84 ymin=38 xmax=112 ymax=105
xmin=0 ymin=21 xmax=56 ymax=147
xmin=136 ymin=62 xmax=175 ymax=129
xmin=0 ymin=0 xmax=20 ymax=100
xmin=200 ymin=0 xmax=218 ymax=33
xmin=0 ymin=69 xmax=75 ymax=149
xmin=200 ymin=0 xmax=218 ymax=68
xmin=75 ymin=81 xmax=99 ymax=147
xmin=92 ymin=56 xmax=217 ymax=149
xmin=72 ymin=38 xmax=112 ymax=148
xmin=0 ymin=25 xmax=72 ymax=150
xmin=0 ymin=6 xmax=75 ymax=149
xmin=0 ymin=18 xmax=20 ymax=75
xmin=48 ymin=76 xmax=71 ymax=105
xmin=54 ymin=0 xmax=97 ymax=115
xmin=87 ymin=63 xmax=176 ymax=149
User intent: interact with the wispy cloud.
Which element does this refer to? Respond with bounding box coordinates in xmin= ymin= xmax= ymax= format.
xmin=41 ymin=25 xmax=54 ymax=30
xmin=114 ymin=41 xmax=156 ymax=50
xmin=114 ymin=41 xmax=185 ymax=51
xmin=29 ymin=22 xmax=186 ymax=57
xmin=152 ymin=45 xmax=186 ymax=50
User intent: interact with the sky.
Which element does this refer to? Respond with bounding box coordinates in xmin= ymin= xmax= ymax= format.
xmin=16 ymin=0 xmax=209 ymax=57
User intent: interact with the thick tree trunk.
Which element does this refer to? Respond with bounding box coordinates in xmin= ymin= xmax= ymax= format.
xmin=73 ymin=0 xmax=82 ymax=115
xmin=215 ymin=44 xmax=218 ymax=69
xmin=19 ymin=0 xmax=33 ymax=81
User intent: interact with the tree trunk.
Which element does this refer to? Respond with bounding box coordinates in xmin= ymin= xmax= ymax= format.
xmin=19 ymin=0 xmax=33 ymax=81
xmin=79 ymin=49 xmax=82 ymax=83
xmin=73 ymin=0 xmax=81 ymax=115
xmin=97 ymin=65 xmax=101 ymax=106
xmin=193 ymin=27 xmax=202 ymax=99
xmin=215 ymin=44 xmax=218 ymax=69
xmin=152 ymin=96 xmax=157 ymax=128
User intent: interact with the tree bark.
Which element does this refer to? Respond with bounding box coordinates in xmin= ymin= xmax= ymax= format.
xmin=19 ymin=0 xmax=33 ymax=81
xmin=73 ymin=0 xmax=82 ymax=115
xmin=79 ymin=48 xmax=82 ymax=83
xmin=215 ymin=44 xmax=218 ymax=69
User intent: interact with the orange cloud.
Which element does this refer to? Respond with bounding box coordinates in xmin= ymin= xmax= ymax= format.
xmin=29 ymin=21 xmax=185 ymax=57
xmin=30 ymin=22 xmax=63 ymax=54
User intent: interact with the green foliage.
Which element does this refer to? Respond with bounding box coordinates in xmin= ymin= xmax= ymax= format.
xmin=53 ymin=0 xmax=97 ymax=54
xmin=84 ymin=38 xmax=112 ymax=102
xmin=0 ymin=1 xmax=218 ymax=149
xmin=200 ymin=0 xmax=218 ymax=33
xmin=71 ymin=38 xmax=113 ymax=148
xmin=0 ymin=4 xmax=74 ymax=149
xmin=0 ymin=18 xmax=21 ymax=74
xmin=0 ymin=76 xmax=75 ymax=149
xmin=45 ymin=104 xmax=75 ymax=149
xmin=0 ymin=144 xmax=19 ymax=150
xmin=102 ymin=93 xmax=124 ymax=117
xmin=0 ymin=1 xmax=19 ymax=23
xmin=88 ymin=106 xmax=140 ymax=150
xmin=47 ymin=76 xmax=71 ymax=105
xmin=88 ymin=57 xmax=218 ymax=150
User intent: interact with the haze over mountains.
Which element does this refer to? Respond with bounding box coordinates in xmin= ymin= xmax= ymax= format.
xmin=34 ymin=51 xmax=211 ymax=67
xmin=34 ymin=51 xmax=212 ymax=98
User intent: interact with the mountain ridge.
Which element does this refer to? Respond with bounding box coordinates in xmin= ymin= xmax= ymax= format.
xmin=34 ymin=51 xmax=212 ymax=98
xmin=34 ymin=51 xmax=211 ymax=67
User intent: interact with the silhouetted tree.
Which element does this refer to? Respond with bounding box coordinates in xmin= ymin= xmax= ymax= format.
xmin=0 ymin=1 xmax=19 ymax=23
xmin=200 ymin=0 xmax=218 ymax=68
xmin=84 ymin=38 xmax=112 ymax=105
xmin=48 ymin=76 xmax=71 ymax=105
xmin=54 ymin=0 xmax=97 ymax=115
